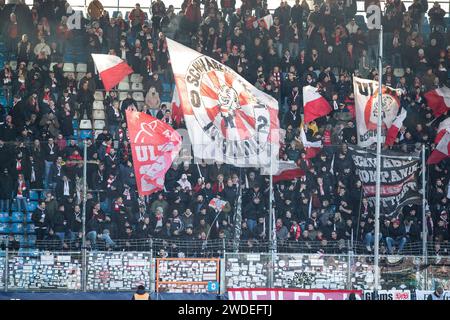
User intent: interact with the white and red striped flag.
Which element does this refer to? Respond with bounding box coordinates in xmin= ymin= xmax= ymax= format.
xmin=385 ymin=108 xmax=407 ymax=146
xmin=424 ymin=86 xmax=450 ymax=118
xmin=427 ymin=130 xmax=450 ymax=165
xmin=434 ymin=118 xmax=450 ymax=144
xmin=171 ymin=87 xmax=183 ymax=126
xmin=303 ymin=85 xmax=332 ymax=123
xmin=91 ymin=54 xmax=133 ymax=91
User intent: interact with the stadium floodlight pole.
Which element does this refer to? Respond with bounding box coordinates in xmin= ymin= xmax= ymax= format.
xmin=373 ymin=25 xmax=383 ymax=299
xmin=81 ymin=139 xmax=88 ymax=292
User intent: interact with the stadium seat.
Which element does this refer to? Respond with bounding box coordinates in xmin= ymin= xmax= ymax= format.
xmin=94 ymin=91 xmax=104 ymax=101
xmin=26 ymin=201 xmax=38 ymax=212
xmin=11 ymin=212 xmax=24 ymax=223
xmin=130 ymin=73 xmax=142 ymax=83
xmin=0 ymin=213 xmax=10 ymax=223
xmin=79 ymin=120 xmax=92 ymax=129
xmin=93 ymin=110 xmax=105 ymax=120
xmin=50 ymin=62 xmax=57 ymax=71
xmin=76 ymin=72 xmax=86 ymax=82
xmin=94 ymin=130 xmax=103 ymax=138
xmin=26 ymin=213 xmax=32 ymax=223
xmin=112 ymin=11 xmax=121 ymax=18
xmin=9 ymin=60 xmax=17 ymax=70
xmin=93 ymin=100 xmax=104 ymax=110
xmin=72 ymin=119 xmax=79 ymax=129
xmin=80 ymin=130 xmax=93 ymax=139
xmin=133 ymin=92 xmax=144 ymax=101
xmin=10 ymin=201 xmax=18 ymax=211
xmin=63 ymin=63 xmax=75 ymax=72
xmin=0 ymin=223 xmax=10 ymax=233
xmin=120 ymin=75 xmax=129 ymax=82
xmin=118 ymin=81 xmax=130 ymax=91
xmin=94 ymin=120 xmax=106 ymax=130
xmin=26 ymin=224 xmax=35 ymax=234
xmin=76 ymin=63 xmax=87 ymax=73
xmin=132 ymin=82 xmax=143 ymax=91
xmin=119 ymin=92 xmax=128 ymax=100
xmin=29 ymin=190 xmax=39 ymax=201
xmin=125 ymin=11 xmax=130 ymax=21
xmin=393 ymin=68 xmax=404 ymax=77
xmin=11 ymin=223 xmax=24 ymax=234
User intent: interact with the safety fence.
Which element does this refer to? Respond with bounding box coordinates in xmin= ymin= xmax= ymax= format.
xmin=0 ymin=245 xmax=448 ymax=293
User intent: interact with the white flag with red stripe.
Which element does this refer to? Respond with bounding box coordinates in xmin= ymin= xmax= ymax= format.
xmin=303 ymin=85 xmax=332 ymax=123
xmin=428 ymin=130 xmax=450 ymax=165
xmin=91 ymin=54 xmax=133 ymax=91
xmin=385 ymin=108 xmax=407 ymax=146
xmin=435 ymin=118 xmax=450 ymax=144
xmin=166 ymin=38 xmax=280 ymax=172
xmin=253 ymin=14 xmax=273 ymax=30
xmin=171 ymin=87 xmax=183 ymax=126
xmin=424 ymin=86 xmax=450 ymax=118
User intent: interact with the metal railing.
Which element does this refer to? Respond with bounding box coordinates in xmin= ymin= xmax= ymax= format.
xmin=1 ymin=241 xmax=448 ymax=292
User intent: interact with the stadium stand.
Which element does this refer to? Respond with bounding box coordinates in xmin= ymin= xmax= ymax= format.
xmin=0 ymin=0 xmax=448 ymax=261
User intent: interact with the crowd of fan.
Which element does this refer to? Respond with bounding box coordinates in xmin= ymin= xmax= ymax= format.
xmin=0 ymin=0 xmax=449 ymax=256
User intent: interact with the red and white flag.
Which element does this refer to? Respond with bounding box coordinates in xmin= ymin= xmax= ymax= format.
xmin=166 ymin=38 xmax=280 ymax=172
xmin=303 ymin=86 xmax=332 ymax=123
xmin=171 ymin=87 xmax=183 ymax=126
xmin=261 ymin=160 xmax=304 ymax=182
xmin=126 ymin=110 xmax=181 ymax=196
xmin=385 ymin=108 xmax=407 ymax=146
xmin=253 ymin=14 xmax=273 ymax=30
xmin=92 ymin=54 xmax=133 ymax=91
xmin=435 ymin=117 xmax=450 ymax=144
xmin=427 ymin=130 xmax=450 ymax=165
xmin=300 ymin=125 xmax=322 ymax=159
xmin=424 ymin=86 xmax=450 ymax=118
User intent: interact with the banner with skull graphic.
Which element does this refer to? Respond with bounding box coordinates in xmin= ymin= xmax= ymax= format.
xmin=166 ymin=38 xmax=280 ymax=172
xmin=126 ymin=110 xmax=182 ymax=196
xmin=353 ymin=77 xmax=403 ymax=147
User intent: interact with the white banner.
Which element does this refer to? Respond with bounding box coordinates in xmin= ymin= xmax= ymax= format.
xmin=415 ymin=290 xmax=450 ymax=300
xmin=353 ymin=77 xmax=402 ymax=147
xmin=166 ymin=38 xmax=280 ymax=172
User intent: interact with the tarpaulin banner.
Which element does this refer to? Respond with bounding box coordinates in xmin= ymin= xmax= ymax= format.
xmin=363 ymin=290 xmax=411 ymax=300
xmin=349 ymin=146 xmax=421 ymax=214
xmin=227 ymin=288 xmax=362 ymax=300
xmin=126 ymin=110 xmax=181 ymax=195
xmin=353 ymin=77 xmax=402 ymax=147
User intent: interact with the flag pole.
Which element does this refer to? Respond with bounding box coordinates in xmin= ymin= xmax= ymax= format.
xmin=422 ymin=144 xmax=427 ymax=268
xmin=81 ymin=139 xmax=87 ymax=292
xmin=374 ymin=25 xmax=383 ymax=298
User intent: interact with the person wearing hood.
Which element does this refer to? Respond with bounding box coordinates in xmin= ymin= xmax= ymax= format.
xmin=177 ymin=173 xmax=192 ymax=190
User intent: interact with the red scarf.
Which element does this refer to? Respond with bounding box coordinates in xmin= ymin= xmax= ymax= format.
xmin=17 ymin=180 xmax=26 ymax=195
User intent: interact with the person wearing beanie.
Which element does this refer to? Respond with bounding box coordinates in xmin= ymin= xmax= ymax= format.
xmin=132 ymin=285 xmax=150 ymax=300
